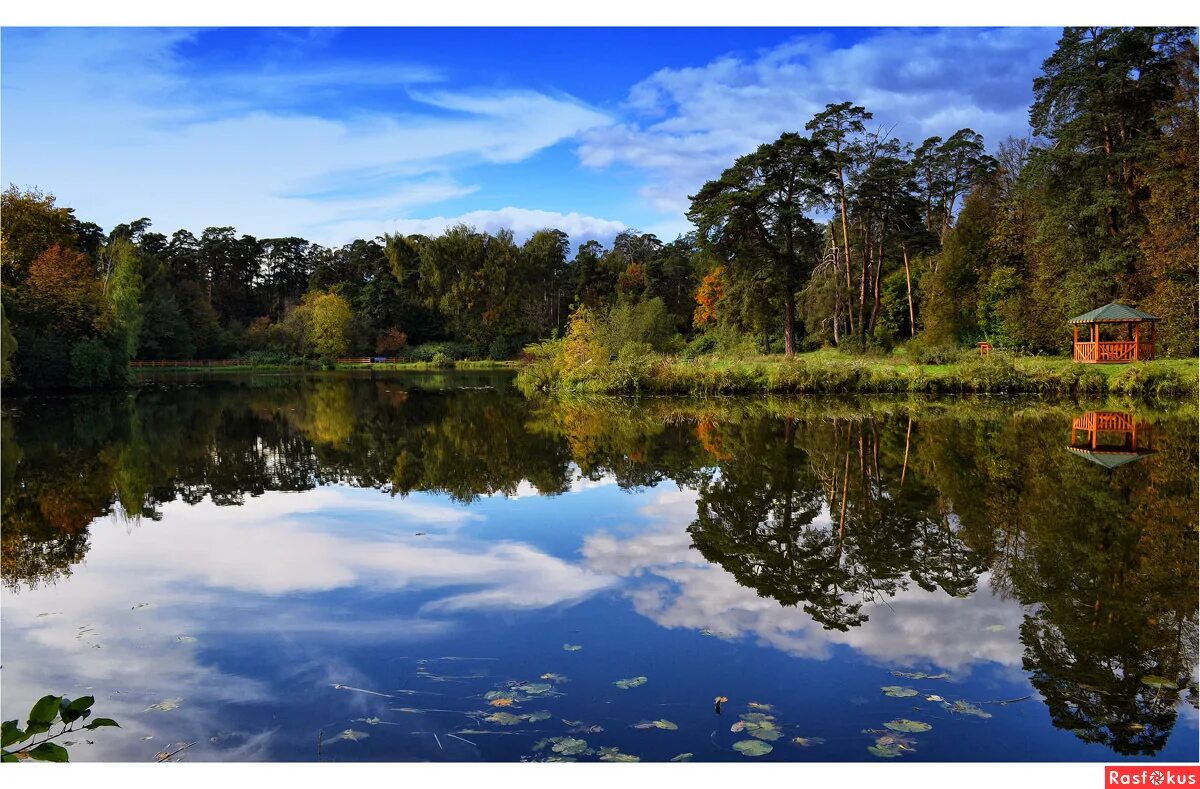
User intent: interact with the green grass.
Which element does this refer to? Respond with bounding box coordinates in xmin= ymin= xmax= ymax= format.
xmin=517 ymin=345 xmax=1199 ymax=400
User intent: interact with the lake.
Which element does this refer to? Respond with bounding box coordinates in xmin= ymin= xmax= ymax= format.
xmin=1 ymin=371 xmax=1196 ymax=762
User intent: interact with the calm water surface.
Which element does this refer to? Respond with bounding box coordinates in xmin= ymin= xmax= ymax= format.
xmin=2 ymin=371 xmax=1196 ymax=762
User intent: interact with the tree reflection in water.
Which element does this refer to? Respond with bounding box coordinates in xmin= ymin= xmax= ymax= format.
xmin=2 ymin=376 xmax=1196 ymax=754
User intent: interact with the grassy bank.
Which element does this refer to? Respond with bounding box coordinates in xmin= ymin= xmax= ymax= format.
xmin=130 ymin=359 xmax=520 ymax=374
xmin=517 ymin=346 xmax=1199 ymax=399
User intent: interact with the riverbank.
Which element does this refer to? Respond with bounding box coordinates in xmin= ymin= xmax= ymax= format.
xmin=127 ymin=359 xmax=521 ymax=374
xmin=516 ymin=347 xmax=1199 ymax=399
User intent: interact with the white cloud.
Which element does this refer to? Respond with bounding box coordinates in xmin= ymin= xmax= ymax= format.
xmin=385 ymin=207 xmax=628 ymax=245
xmin=1 ymin=29 xmax=613 ymax=245
xmin=578 ymin=28 xmax=1059 ymax=219
xmin=581 ymin=486 xmax=1027 ymax=673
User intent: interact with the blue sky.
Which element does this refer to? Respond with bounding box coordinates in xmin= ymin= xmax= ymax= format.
xmin=1 ymin=27 xmax=1061 ymax=247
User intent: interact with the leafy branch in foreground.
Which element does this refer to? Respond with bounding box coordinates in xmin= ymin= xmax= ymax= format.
xmin=2 ymin=694 xmax=120 ymax=762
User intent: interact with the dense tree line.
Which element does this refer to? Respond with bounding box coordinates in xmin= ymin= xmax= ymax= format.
xmin=1 ymin=27 xmax=1194 ymax=390
xmin=689 ymin=27 xmax=1197 ymax=357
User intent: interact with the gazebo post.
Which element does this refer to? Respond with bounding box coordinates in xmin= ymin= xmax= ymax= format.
xmin=1134 ymin=321 xmax=1140 ymax=361
xmin=1093 ymin=323 xmax=1099 ymax=361
xmin=1073 ymin=325 xmax=1079 ymax=360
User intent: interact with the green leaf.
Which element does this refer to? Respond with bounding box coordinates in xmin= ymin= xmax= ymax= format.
xmin=883 ymin=719 xmax=932 ymax=733
xmin=2 ymin=721 xmax=25 ymax=748
xmin=670 ymin=753 xmax=694 ymax=762
xmin=27 ymin=695 xmax=62 ymax=728
xmin=84 ymin=718 xmax=120 ymax=730
xmin=613 ymin=676 xmax=648 ymax=689
xmin=732 ymin=739 xmax=773 ymax=756
xmin=67 ymin=696 xmax=95 ymax=713
xmin=1141 ymin=675 xmax=1176 ymax=689
xmin=881 ymin=686 xmax=919 ymax=698
xmin=26 ymin=742 xmax=69 ymax=762
xmin=2 ymin=751 xmax=20 ymax=763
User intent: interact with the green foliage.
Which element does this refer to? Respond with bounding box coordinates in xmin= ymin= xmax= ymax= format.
xmin=68 ymin=338 xmax=113 ymax=389
xmin=300 ymin=290 xmax=354 ymax=358
xmin=0 ymin=302 xmax=15 ymax=382
xmin=2 ymin=694 xmax=119 ymax=762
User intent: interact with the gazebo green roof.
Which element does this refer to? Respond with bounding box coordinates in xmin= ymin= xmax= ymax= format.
xmin=1068 ymin=302 xmax=1160 ymax=324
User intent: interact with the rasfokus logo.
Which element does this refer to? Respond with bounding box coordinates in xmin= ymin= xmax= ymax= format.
xmin=1107 ymin=767 xmax=1200 ymax=787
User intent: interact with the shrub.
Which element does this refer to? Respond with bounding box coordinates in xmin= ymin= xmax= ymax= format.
xmin=430 ymin=351 xmax=454 ymax=368
xmin=69 ymin=338 xmax=113 ymax=388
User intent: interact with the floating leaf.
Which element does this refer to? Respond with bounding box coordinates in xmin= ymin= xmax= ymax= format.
xmin=890 ymin=671 xmax=949 ymax=681
xmin=925 ymin=695 xmax=945 ymax=702
xmin=539 ymin=673 xmax=569 ymax=684
xmin=881 ymin=686 xmax=919 ymax=698
xmin=131 ymin=603 xmax=151 ymax=610
xmin=868 ymin=743 xmax=902 ymax=758
xmin=714 ymin=696 xmax=728 ymax=704
xmin=614 ymin=676 xmax=648 ymax=689
xmin=867 ymin=731 xmax=917 ymax=758
xmin=1141 ymin=675 xmax=1177 ymax=689
xmin=146 ymin=698 xmax=182 ymax=712
xmin=549 ymin=737 xmax=591 ymax=756
xmin=671 ymin=753 xmax=694 ymax=762
xmin=985 ymin=624 xmax=1006 ymax=632
xmin=792 ymin=737 xmax=826 ymax=747
xmin=175 ymin=635 xmax=197 ymax=643
xmin=484 ymin=712 xmax=523 ymax=726
xmin=948 ymin=700 xmax=992 ymax=719
xmin=332 ymin=729 xmax=369 ymax=743
xmin=747 ymin=702 xmax=774 ymax=711
xmin=524 ymin=711 xmax=552 ymax=723
xmin=484 ymin=690 xmax=517 ymax=702
xmin=562 ymin=644 xmax=582 ymax=652
xmin=633 ymin=719 xmax=678 ymax=730
xmin=884 ymin=719 xmax=932 ymax=733
xmin=563 ymin=720 xmax=604 ymax=734
xmin=514 ymin=682 xmax=552 ymax=696
xmin=597 ymin=746 xmax=639 ymax=762
xmin=489 ymin=698 xmax=516 ymax=708
xmin=732 ymin=739 xmax=772 ymax=757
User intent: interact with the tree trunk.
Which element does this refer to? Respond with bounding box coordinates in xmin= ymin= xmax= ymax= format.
xmin=783 ymin=290 xmax=796 ymax=358
xmin=838 ymin=172 xmax=856 ymax=336
xmin=902 ymin=244 xmax=916 ymax=337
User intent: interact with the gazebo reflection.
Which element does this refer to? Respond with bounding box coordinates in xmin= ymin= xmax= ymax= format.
xmin=1066 ymin=411 xmax=1156 ymax=468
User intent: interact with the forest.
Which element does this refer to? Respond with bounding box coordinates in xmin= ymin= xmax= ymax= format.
xmin=1 ymin=27 xmax=1196 ymax=391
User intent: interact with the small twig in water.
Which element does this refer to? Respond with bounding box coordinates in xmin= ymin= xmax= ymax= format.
xmin=445 ymin=733 xmax=477 ymax=747
xmin=156 ymin=741 xmax=196 ymax=762
xmin=434 ymin=733 xmax=442 ymax=750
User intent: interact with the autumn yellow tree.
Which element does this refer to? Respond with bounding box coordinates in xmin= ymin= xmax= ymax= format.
xmin=298 ymin=290 xmax=353 ymax=358
xmin=693 ymin=265 xmax=726 ymax=328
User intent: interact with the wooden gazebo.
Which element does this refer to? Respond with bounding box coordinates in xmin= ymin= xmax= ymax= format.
xmin=1068 ymin=302 xmax=1159 ymax=363
xmin=1066 ymin=411 xmax=1155 ymax=468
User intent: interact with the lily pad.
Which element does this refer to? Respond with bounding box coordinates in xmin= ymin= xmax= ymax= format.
xmin=524 ymin=711 xmax=552 ymax=723
xmin=792 ymin=737 xmax=826 ymax=747
xmin=614 ymin=676 xmax=648 ymax=689
xmin=332 ymin=729 xmax=369 ymax=743
xmin=867 ymin=732 xmax=917 ymax=758
xmin=925 ymin=695 xmax=945 ymax=703
xmin=948 ymin=700 xmax=992 ymax=719
xmin=489 ymin=698 xmax=516 ymax=707
xmin=563 ymin=644 xmax=583 ymax=652
xmin=551 ymin=737 xmax=590 ymax=756
xmin=670 ymin=753 xmax=694 ymax=762
xmin=484 ymin=712 xmax=523 ymax=726
xmin=890 ymin=671 xmax=949 ymax=680
xmin=175 ymin=635 xmax=197 ymax=643
xmin=484 ymin=690 xmax=517 ymax=701
xmin=881 ymin=686 xmax=919 ymax=698
xmin=563 ymin=720 xmax=604 ymax=734
xmin=597 ymin=746 xmax=639 ymax=762
xmin=1141 ymin=675 xmax=1177 ymax=689
xmin=732 ymin=739 xmax=773 ymax=757
xmin=747 ymin=701 xmax=774 ymax=711
xmin=540 ymin=673 xmax=569 ymax=684
xmin=633 ymin=719 xmax=678 ymax=730
xmin=884 ymin=719 xmax=932 ymax=733
xmin=514 ymin=682 xmax=553 ymax=695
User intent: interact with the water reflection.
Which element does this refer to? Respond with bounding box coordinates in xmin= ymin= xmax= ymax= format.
xmin=1067 ymin=410 xmax=1157 ymax=468
xmin=1 ymin=374 xmax=1196 ymax=760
